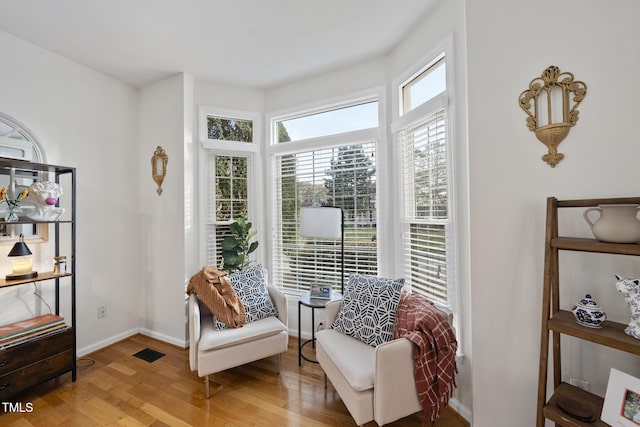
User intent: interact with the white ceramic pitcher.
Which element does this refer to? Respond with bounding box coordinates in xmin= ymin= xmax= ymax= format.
xmin=583 ymin=204 xmax=640 ymax=243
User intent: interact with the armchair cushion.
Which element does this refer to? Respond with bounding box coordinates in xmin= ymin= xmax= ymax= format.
xmin=214 ymin=265 xmax=278 ymax=329
xmin=331 ymin=273 xmax=404 ymax=347
xmin=200 ymin=315 xmax=287 ymax=351
xmin=316 ymin=328 xmax=375 ymax=392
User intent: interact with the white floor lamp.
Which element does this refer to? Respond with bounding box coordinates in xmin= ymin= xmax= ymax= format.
xmin=300 ymin=206 xmax=345 ymax=294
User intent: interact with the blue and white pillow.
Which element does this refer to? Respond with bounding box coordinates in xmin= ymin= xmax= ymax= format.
xmin=331 ymin=273 xmax=404 ymax=347
xmin=214 ymin=265 xmax=278 ymax=329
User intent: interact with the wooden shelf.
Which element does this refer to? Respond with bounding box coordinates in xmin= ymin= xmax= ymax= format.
xmin=0 ymin=271 xmax=72 ymax=289
xmin=548 ymin=310 xmax=640 ymax=356
xmin=538 ymin=197 xmax=640 ymax=426
xmin=552 ymin=237 xmax=640 ymax=256
xmin=543 ymin=383 xmax=607 ymax=427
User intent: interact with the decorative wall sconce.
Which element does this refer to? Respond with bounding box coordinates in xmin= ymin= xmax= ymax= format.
xmin=519 ymin=65 xmax=587 ymax=167
xmin=151 ymin=146 xmax=168 ymax=195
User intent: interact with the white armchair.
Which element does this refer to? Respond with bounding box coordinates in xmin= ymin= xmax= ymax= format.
xmin=316 ymin=299 xmax=453 ymax=426
xmin=188 ymin=285 xmax=288 ymax=398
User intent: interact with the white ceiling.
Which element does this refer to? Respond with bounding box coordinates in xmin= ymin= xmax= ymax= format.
xmin=0 ymin=0 xmax=436 ymax=89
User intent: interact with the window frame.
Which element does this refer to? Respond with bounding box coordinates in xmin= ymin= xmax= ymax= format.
xmin=391 ymin=35 xmax=459 ymax=317
xmin=401 ymin=52 xmax=446 ymax=115
xmin=199 ymin=106 xmax=261 ymax=153
xmin=198 ymin=106 xmax=261 ymax=268
xmin=266 ymin=88 xmax=388 ymax=295
xmin=0 ymin=112 xmax=48 ymax=243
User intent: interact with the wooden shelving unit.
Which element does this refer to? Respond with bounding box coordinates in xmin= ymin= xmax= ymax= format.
xmin=537 ymin=196 xmax=640 ymax=427
xmin=0 ymin=158 xmax=76 ymax=399
xmin=544 ymin=383 xmax=608 ymax=427
xmin=0 ymin=271 xmax=72 ymax=289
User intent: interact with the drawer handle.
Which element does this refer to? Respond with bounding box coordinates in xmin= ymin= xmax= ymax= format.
xmin=0 ymin=360 xmax=9 ymax=367
xmin=0 ymin=383 xmax=10 ymax=390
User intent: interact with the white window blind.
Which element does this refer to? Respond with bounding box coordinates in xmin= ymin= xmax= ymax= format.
xmin=399 ymin=109 xmax=453 ymax=306
xmin=272 ymin=142 xmax=378 ymax=294
xmin=205 ymin=153 xmax=250 ymax=268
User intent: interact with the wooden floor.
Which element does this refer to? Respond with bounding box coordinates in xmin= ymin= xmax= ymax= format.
xmin=1 ymin=335 xmax=469 ymax=426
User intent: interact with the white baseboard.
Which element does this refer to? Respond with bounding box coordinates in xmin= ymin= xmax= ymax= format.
xmin=76 ymin=328 xmax=139 ymax=357
xmin=76 ymin=328 xmax=187 ymax=357
xmin=138 ymin=328 xmax=187 ymax=348
xmin=448 ymin=397 xmax=472 ymax=423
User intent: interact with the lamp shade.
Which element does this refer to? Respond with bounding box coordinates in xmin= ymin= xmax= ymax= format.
xmin=6 ymin=233 xmax=37 ymax=280
xmin=300 ymin=207 xmax=342 ymax=239
xmin=8 ymin=234 xmax=32 ymax=257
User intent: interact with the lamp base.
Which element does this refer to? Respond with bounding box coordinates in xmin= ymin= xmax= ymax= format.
xmin=6 ymin=271 xmax=38 ymax=281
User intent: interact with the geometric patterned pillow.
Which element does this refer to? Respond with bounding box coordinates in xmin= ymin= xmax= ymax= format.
xmin=331 ymin=273 xmax=404 ymax=347
xmin=213 ymin=265 xmax=278 ymax=330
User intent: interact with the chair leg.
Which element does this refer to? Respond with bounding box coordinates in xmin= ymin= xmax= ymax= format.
xmin=324 ymin=373 xmax=327 ymax=389
xmin=276 ymin=353 xmax=282 ymax=373
xmin=203 ymin=375 xmax=223 ymax=398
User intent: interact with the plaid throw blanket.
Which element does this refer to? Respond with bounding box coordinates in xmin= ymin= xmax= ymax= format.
xmin=393 ymin=291 xmax=457 ymax=424
xmin=187 ymin=266 xmax=246 ymax=328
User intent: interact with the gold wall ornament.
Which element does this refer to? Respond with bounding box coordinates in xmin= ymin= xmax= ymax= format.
xmin=151 ymin=146 xmax=168 ymax=195
xmin=519 ymin=65 xmax=587 ymax=167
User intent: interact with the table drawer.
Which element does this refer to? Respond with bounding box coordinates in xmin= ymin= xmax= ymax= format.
xmin=0 ymin=350 xmax=73 ymax=400
xmin=0 ymin=328 xmax=73 ymax=376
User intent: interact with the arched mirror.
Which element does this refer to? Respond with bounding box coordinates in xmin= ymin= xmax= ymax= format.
xmin=0 ymin=113 xmax=47 ymax=242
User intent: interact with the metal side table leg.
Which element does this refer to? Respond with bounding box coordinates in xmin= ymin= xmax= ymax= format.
xmin=298 ymin=300 xmax=302 ymax=366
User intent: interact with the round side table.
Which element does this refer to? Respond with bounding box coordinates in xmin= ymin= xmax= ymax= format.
xmin=298 ymin=290 xmax=342 ymax=365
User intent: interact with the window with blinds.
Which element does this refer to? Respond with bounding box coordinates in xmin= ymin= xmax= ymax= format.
xmin=395 ymin=49 xmax=455 ymax=309
xmin=272 ymin=142 xmax=378 ymax=294
xmin=205 ymin=153 xmax=250 ymax=268
xmin=399 ymin=110 xmax=452 ymax=305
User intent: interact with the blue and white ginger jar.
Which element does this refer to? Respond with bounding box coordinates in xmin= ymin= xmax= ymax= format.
xmin=572 ymin=294 xmax=606 ymax=328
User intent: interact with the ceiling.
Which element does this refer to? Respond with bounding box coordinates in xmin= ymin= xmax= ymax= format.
xmin=0 ymin=0 xmax=436 ymax=89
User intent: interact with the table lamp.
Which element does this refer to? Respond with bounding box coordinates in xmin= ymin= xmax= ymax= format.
xmin=6 ymin=233 xmax=37 ymax=280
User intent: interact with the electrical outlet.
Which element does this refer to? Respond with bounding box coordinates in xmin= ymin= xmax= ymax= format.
xmin=569 ymin=378 xmax=590 ymax=392
xmin=98 ymin=306 xmax=106 ymax=319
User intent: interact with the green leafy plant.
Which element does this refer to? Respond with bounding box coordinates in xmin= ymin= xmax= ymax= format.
xmin=221 ymin=217 xmax=258 ymax=272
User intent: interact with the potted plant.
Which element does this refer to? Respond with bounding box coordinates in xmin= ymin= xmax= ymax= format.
xmin=221 ymin=217 xmax=258 ymax=272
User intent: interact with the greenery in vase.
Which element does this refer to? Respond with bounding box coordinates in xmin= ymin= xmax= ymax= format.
xmin=0 ymin=186 xmax=29 ymax=213
xmin=221 ymin=217 xmax=258 ymax=273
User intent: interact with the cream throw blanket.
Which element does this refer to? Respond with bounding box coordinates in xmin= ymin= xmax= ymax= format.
xmin=187 ymin=266 xmax=246 ymax=328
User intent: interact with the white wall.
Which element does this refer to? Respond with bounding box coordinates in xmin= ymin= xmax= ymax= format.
xmin=137 ymin=73 xmax=190 ymax=346
xmin=0 ymin=31 xmax=141 ymax=354
xmin=466 ymin=0 xmax=640 ymax=425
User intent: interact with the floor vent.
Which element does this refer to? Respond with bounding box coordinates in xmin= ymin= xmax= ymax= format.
xmin=133 ymin=348 xmax=165 ymax=363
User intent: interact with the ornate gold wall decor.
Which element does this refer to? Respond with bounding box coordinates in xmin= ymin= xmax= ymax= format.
xmin=519 ymin=66 xmax=587 ymax=167
xmin=151 ymin=146 xmax=168 ymax=195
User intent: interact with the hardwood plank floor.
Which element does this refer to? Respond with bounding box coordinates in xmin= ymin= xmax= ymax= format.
xmin=0 ymin=335 xmax=469 ymax=426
